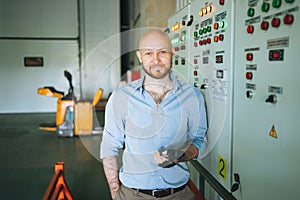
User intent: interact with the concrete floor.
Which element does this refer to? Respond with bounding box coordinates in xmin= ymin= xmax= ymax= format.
xmin=0 ymin=112 xmax=111 ymax=200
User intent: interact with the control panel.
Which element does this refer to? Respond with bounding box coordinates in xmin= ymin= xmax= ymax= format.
xmin=168 ymin=0 xmax=300 ymax=199
xmin=168 ymin=4 xmax=192 ymax=82
xmin=189 ymin=0 xmax=235 ymax=192
xmin=233 ymin=0 xmax=300 ymax=199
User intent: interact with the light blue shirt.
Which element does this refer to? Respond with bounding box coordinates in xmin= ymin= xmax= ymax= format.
xmin=100 ymin=72 xmax=207 ymax=190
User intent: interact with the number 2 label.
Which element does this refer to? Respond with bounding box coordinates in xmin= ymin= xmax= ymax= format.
xmin=218 ymin=155 xmax=226 ymax=181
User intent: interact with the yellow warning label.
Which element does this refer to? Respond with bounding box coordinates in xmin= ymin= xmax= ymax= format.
xmin=218 ymin=155 xmax=226 ymax=181
xmin=269 ymin=124 xmax=278 ymax=138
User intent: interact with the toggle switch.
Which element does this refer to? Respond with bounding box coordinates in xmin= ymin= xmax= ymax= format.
xmin=246 ymin=90 xmax=253 ymax=98
xmin=265 ymin=94 xmax=277 ymax=104
xmin=200 ymin=83 xmax=208 ymax=89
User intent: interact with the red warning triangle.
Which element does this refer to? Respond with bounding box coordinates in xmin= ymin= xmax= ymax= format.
xmin=269 ymin=125 xmax=278 ymax=138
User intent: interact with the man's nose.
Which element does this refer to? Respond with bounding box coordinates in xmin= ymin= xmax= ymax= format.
xmin=152 ymin=52 xmax=161 ymax=63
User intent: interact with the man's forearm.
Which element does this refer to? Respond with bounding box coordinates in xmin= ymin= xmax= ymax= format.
xmin=103 ymin=156 xmax=120 ymax=199
xmin=178 ymin=144 xmax=199 ymax=162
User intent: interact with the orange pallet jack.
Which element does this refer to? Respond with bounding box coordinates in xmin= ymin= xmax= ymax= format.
xmin=38 ymin=70 xmax=103 ymax=137
xmin=43 ymin=162 xmax=73 ymax=200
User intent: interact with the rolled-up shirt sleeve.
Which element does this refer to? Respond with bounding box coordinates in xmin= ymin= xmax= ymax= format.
xmin=191 ymin=88 xmax=208 ymax=159
xmin=100 ymin=92 xmax=125 ymax=159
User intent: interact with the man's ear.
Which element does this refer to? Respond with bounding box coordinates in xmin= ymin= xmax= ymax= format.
xmin=136 ymin=50 xmax=142 ymax=63
xmin=171 ymin=47 xmax=175 ymax=55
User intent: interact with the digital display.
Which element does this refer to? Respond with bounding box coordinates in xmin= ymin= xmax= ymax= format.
xmin=203 ymin=57 xmax=209 ymax=64
xmin=216 ymin=70 xmax=224 ymax=79
xmin=216 ymin=55 xmax=223 ymax=63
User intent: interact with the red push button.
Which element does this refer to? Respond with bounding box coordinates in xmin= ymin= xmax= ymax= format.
xmin=194 ymin=70 xmax=198 ymax=76
xmin=247 ymin=25 xmax=254 ymax=33
xmin=194 ymin=59 xmax=198 ymax=64
xmin=284 ymin=14 xmax=294 ymax=25
xmin=271 ymin=18 xmax=280 ymax=27
xmin=219 ymin=0 xmax=225 ymax=5
xmin=207 ymin=38 xmax=211 ymax=44
xmin=219 ymin=34 xmax=224 ymax=41
xmin=246 ymin=53 xmax=253 ymax=61
xmin=261 ymin=21 xmax=269 ymax=30
xmin=246 ymin=72 xmax=253 ymax=80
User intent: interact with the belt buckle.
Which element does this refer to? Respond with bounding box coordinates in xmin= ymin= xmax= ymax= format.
xmin=152 ymin=189 xmax=160 ymax=197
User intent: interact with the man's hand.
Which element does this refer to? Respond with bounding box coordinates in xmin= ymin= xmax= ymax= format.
xmin=153 ymin=149 xmax=185 ymax=168
xmin=103 ymin=156 xmax=120 ymax=199
xmin=153 ymin=145 xmax=199 ymax=168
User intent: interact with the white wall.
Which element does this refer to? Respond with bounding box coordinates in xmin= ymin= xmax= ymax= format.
xmin=79 ymin=0 xmax=121 ymax=100
xmin=0 ymin=0 xmax=120 ymax=113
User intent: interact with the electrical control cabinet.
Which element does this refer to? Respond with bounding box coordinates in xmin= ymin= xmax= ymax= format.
xmin=189 ymin=0 xmax=235 ymax=192
xmin=232 ymin=0 xmax=300 ymax=199
xmin=168 ymin=4 xmax=192 ymax=82
xmin=168 ymin=0 xmax=300 ymax=199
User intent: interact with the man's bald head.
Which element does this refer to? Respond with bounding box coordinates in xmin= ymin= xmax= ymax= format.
xmin=138 ymin=29 xmax=172 ymax=51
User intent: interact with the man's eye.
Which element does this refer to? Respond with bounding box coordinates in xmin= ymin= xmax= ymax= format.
xmin=144 ymin=52 xmax=152 ymax=56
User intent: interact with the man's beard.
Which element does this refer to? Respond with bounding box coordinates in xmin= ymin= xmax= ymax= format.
xmin=142 ymin=64 xmax=172 ymax=79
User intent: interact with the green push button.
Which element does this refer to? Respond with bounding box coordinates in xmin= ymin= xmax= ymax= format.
xmin=272 ymin=0 xmax=281 ymax=8
xmin=247 ymin=8 xmax=255 ymax=17
xmin=261 ymin=2 xmax=270 ymax=12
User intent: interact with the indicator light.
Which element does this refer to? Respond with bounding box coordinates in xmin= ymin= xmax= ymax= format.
xmin=271 ymin=17 xmax=280 ymax=27
xmin=247 ymin=8 xmax=255 ymax=17
xmin=199 ymin=10 xmax=203 ymax=17
xmin=207 ymin=6 xmax=212 ymax=13
xmin=207 ymin=26 xmax=212 ymax=32
xmin=219 ymin=21 xmax=225 ymax=28
xmin=261 ymin=2 xmax=270 ymax=12
xmin=273 ymin=52 xmax=279 ymax=59
xmin=194 ymin=59 xmax=198 ymax=64
xmin=203 ymin=27 xmax=207 ymax=34
xmin=194 ymin=31 xmax=198 ymax=37
xmin=194 ymin=70 xmax=198 ymax=76
xmin=203 ymin=39 xmax=207 ymax=45
xmin=219 ymin=0 xmax=225 ymax=5
xmin=261 ymin=21 xmax=269 ymax=30
xmin=284 ymin=14 xmax=294 ymax=25
xmin=247 ymin=25 xmax=254 ymax=33
xmin=214 ymin=23 xmax=219 ymax=29
xmin=194 ymin=42 xmax=197 ymax=47
xmin=199 ymin=40 xmax=203 ymax=46
xmin=246 ymin=72 xmax=253 ymax=80
xmin=246 ymin=53 xmax=253 ymax=61
xmin=269 ymin=49 xmax=284 ymax=61
xmin=219 ymin=34 xmax=224 ymax=41
xmin=182 ymin=21 xmax=186 ymax=26
xmin=203 ymin=8 xmax=207 ymax=15
xmin=214 ymin=36 xmax=218 ymax=42
xmin=272 ymin=0 xmax=281 ymax=8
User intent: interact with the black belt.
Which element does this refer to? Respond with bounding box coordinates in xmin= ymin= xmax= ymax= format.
xmin=133 ymin=184 xmax=187 ymax=198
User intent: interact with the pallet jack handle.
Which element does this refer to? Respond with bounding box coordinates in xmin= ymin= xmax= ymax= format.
xmin=92 ymin=88 xmax=103 ymax=106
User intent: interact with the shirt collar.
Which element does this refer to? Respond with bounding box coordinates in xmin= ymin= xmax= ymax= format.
xmin=133 ymin=71 xmax=182 ymax=94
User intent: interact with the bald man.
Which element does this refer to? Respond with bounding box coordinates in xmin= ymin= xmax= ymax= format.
xmin=100 ymin=29 xmax=207 ymax=200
